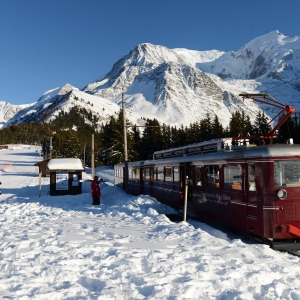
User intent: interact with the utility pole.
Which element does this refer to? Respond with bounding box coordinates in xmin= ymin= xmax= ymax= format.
xmin=91 ymin=134 xmax=95 ymax=179
xmin=49 ymin=137 xmax=53 ymax=159
xmin=122 ymin=93 xmax=129 ymax=193
xmin=84 ymin=143 xmax=86 ymax=166
xmin=184 ymin=176 xmax=189 ymax=222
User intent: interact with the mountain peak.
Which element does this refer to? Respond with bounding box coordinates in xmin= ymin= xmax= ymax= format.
xmin=200 ymin=30 xmax=300 ymax=80
xmin=83 ymin=43 xmax=185 ymax=98
xmin=128 ymin=43 xmax=185 ymax=66
xmin=58 ymin=83 xmax=77 ymax=95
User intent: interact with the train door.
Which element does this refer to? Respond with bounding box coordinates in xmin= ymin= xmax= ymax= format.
xmin=186 ymin=163 xmax=193 ymax=203
xmin=179 ymin=163 xmax=192 ymax=206
xmin=246 ymin=162 xmax=259 ymax=234
xmin=179 ymin=164 xmax=186 ymax=204
xmin=140 ymin=167 xmax=144 ymax=195
xmin=223 ymin=163 xmax=247 ymax=230
xmin=122 ymin=166 xmax=126 ymax=190
xmin=150 ymin=167 xmax=155 ymax=195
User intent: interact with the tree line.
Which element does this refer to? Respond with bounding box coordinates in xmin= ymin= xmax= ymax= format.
xmin=0 ymin=106 xmax=299 ymax=166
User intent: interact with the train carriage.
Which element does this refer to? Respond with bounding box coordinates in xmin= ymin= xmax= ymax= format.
xmin=114 ymin=140 xmax=300 ymax=250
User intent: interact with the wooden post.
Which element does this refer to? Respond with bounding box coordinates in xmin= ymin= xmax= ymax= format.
xmin=91 ymin=134 xmax=95 ymax=180
xmin=122 ymin=93 xmax=129 ymax=193
xmin=38 ymin=171 xmax=42 ymax=197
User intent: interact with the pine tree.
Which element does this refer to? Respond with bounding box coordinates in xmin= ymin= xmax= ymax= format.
xmin=277 ymin=114 xmax=294 ymax=143
xmin=211 ymin=115 xmax=223 ymax=139
xmin=99 ymin=114 xmax=124 ymax=165
xmin=186 ymin=122 xmax=200 ymax=144
xmin=161 ymin=124 xmax=172 ymax=150
xmin=292 ymin=113 xmax=300 ymax=144
xmin=170 ymin=126 xmax=180 ymax=148
xmin=229 ymin=111 xmax=252 ymax=137
xmin=139 ymin=119 xmax=164 ymax=159
xmin=253 ymin=111 xmax=272 ymax=135
xmin=199 ymin=113 xmax=212 ymax=142
xmin=54 ymin=131 xmax=83 ymax=158
xmin=131 ymin=125 xmax=142 ymax=160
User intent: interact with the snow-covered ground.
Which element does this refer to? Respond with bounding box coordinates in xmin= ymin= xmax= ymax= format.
xmin=0 ymin=146 xmax=300 ymax=299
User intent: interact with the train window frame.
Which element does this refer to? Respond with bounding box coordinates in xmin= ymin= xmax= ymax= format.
xmin=205 ymin=165 xmax=220 ymax=188
xmin=150 ymin=167 xmax=155 ymax=181
xmin=274 ymin=160 xmax=300 ymax=187
xmin=224 ymin=164 xmax=243 ymax=190
xmin=157 ymin=167 xmax=164 ymax=181
xmin=248 ymin=163 xmax=256 ymax=191
xmin=135 ymin=167 xmax=140 ymax=179
xmin=145 ymin=167 xmax=150 ymax=180
xmin=195 ymin=165 xmax=203 ymax=186
xmin=174 ymin=167 xmax=180 ymax=182
xmin=128 ymin=168 xmax=133 ymax=179
xmin=164 ymin=167 xmax=172 ymax=182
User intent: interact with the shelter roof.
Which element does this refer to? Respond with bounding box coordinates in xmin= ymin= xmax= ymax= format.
xmin=47 ymin=158 xmax=84 ymax=171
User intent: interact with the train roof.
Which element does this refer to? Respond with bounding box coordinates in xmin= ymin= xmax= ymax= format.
xmin=144 ymin=144 xmax=300 ymax=165
xmin=113 ymin=144 xmax=300 ymax=168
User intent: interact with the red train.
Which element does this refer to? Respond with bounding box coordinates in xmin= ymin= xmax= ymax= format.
xmin=114 ymin=138 xmax=300 ymax=250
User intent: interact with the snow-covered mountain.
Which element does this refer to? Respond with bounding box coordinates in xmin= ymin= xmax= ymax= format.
xmin=0 ymin=102 xmax=29 ymax=127
xmin=82 ymin=43 xmax=262 ymax=126
xmin=200 ymin=30 xmax=300 ymax=81
xmin=4 ymin=84 xmax=143 ymax=128
xmin=2 ymin=30 xmax=300 ymax=129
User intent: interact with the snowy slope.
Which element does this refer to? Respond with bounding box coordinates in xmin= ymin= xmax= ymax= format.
xmin=173 ymin=47 xmax=225 ymax=66
xmin=0 ymin=146 xmax=300 ymax=299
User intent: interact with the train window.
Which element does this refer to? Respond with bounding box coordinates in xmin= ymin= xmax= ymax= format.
xmin=174 ymin=167 xmax=180 ymax=182
xmin=248 ymin=164 xmax=256 ymax=191
xmin=145 ymin=167 xmax=150 ymax=180
xmin=274 ymin=161 xmax=300 ymax=187
xmin=205 ymin=165 xmax=219 ymax=188
xmin=135 ymin=168 xmax=140 ymax=179
xmin=224 ymin=164 xmax=242 ymax=190
xmin=195 ymin=166 xmax=203 ymax=186
xmin=150 ymin=167 xmax=155 ymax=180
xmin=164 ymin=167 xmax=172 ymax=182
xmin=157 ymin=167 xmax=164 ymax=181
xmin=128 ymin=168 xmax=133 ymax=179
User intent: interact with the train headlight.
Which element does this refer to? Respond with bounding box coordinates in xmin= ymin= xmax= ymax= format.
xmin=277 ymin=189 xmax=287 ymax=200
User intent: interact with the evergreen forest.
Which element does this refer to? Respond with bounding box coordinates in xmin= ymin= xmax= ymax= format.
xmin=0 ymin=106 xmax=299 ymax=166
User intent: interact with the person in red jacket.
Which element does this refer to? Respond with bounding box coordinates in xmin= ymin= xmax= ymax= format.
xmin=91 ymin=176 xmax=101 ymax=205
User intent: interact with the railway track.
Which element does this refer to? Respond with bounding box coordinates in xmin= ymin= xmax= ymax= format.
xmin=286 ymin=250 xmax=300 ymax=257
xmin=167 ymin=207 xmax=300 ymax=256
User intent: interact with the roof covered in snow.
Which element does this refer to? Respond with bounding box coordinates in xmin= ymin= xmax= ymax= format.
xmin=47 ymin=158 xmax=84 ymax=171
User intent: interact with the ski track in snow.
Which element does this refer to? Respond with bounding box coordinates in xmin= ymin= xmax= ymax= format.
xmin=0 ymin=146 xmax=300 ymax=299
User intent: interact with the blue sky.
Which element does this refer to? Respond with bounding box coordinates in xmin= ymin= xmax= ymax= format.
xmin=1 ymin=0 xmax=300 ymax=105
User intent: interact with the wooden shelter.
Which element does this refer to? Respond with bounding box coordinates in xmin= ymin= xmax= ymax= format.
xmin=47 ymin=158 xmax=85 ymax=196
